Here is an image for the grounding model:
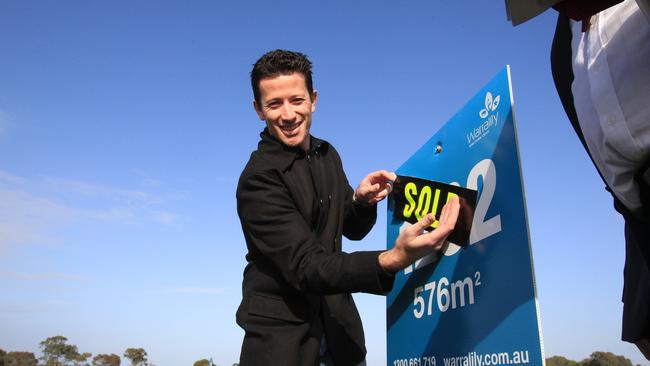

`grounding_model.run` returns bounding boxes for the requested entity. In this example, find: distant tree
[231,363,239,366]
[92,354,120,366]
[546,355,580,366]
[39,336,80,366]
[580,352,633,366]
[40,336,66,365]
[122,349,147,366]
[193,360,210,366]
[69,352,92,366]
[38,336,92,366]
[0,348,6,366]
[4,352,38,366]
